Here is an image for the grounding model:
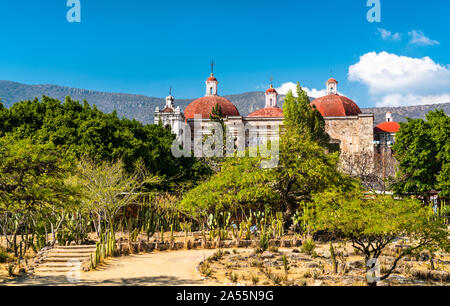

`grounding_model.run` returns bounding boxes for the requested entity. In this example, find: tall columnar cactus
[330,242,338,274]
